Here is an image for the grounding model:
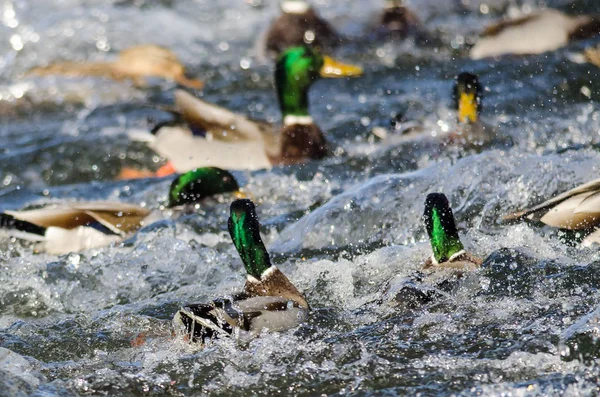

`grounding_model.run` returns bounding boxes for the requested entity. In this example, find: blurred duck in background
[0,167,242,255]
[503,178,600,247]
[371,0,420,41]
[445,72,498,148]
[28,44,204,90]
[372,72,498,148]
[470,8,600,60]
[131,46,362,173]
[262,0,339,57]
